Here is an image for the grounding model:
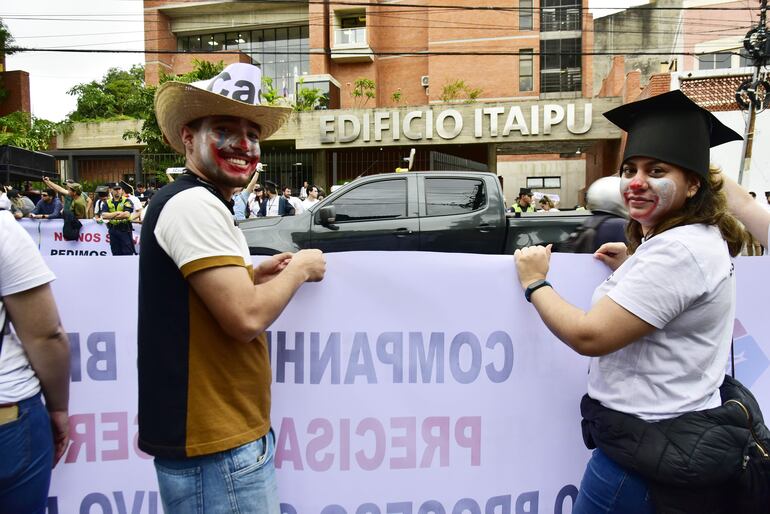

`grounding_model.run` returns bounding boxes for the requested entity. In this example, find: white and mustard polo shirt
[137,172,271,458]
